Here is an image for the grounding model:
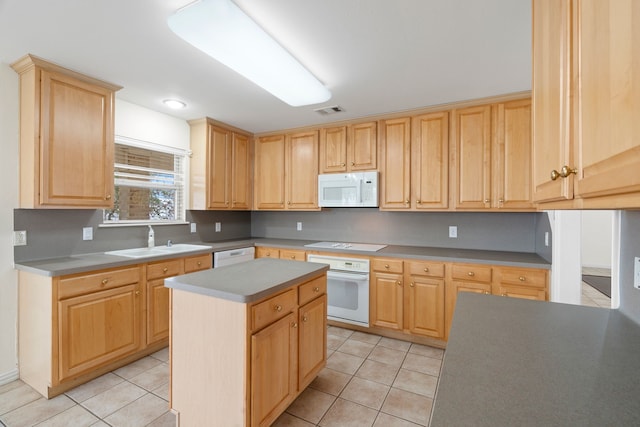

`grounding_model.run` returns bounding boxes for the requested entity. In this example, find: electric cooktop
[303,241,387,252]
